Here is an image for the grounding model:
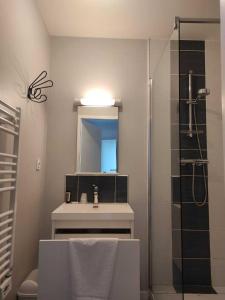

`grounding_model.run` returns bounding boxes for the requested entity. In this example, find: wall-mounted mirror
[76,106,118,173]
